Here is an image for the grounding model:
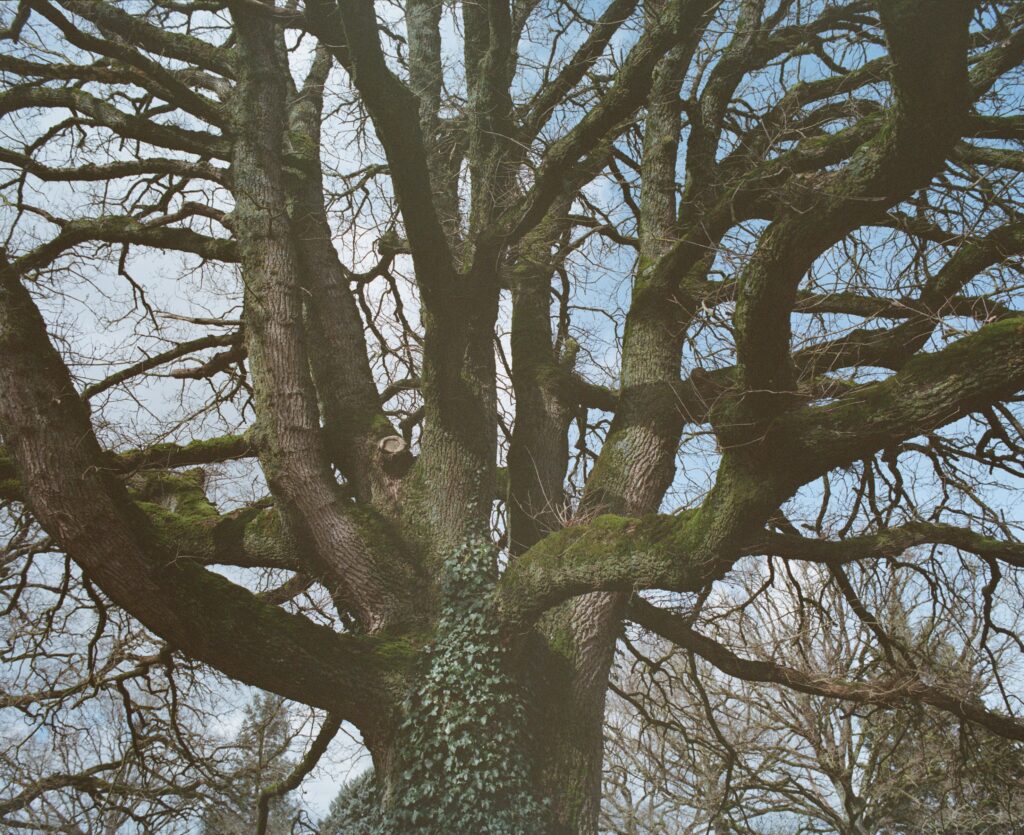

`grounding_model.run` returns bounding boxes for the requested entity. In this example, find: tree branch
[629,597,1024,743]
[0,263,410,728]
[785,317,1024,479]
[751,522,1024,571]
[254,713,342,835]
